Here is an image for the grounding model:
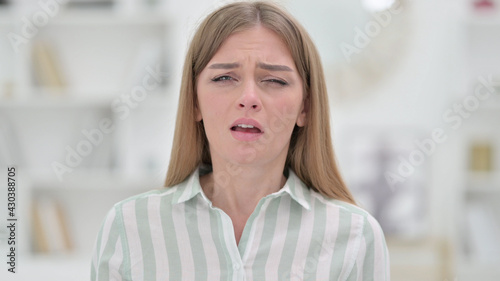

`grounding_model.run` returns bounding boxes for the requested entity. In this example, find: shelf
[0,91,172,110]
[28,169,166,191]
[457,259,500,280]
[57,11,171,26]
[479,102,500,111]
[0,254,90,281]
[0,2,176,277]
[0,9,12,26]
[466,15,500,26]
[1,9,172,27]
[463,8,500,26]
[387,238,451,281]
[466,171,500,194]
[466,186,500,194]
[0,96,114,109]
